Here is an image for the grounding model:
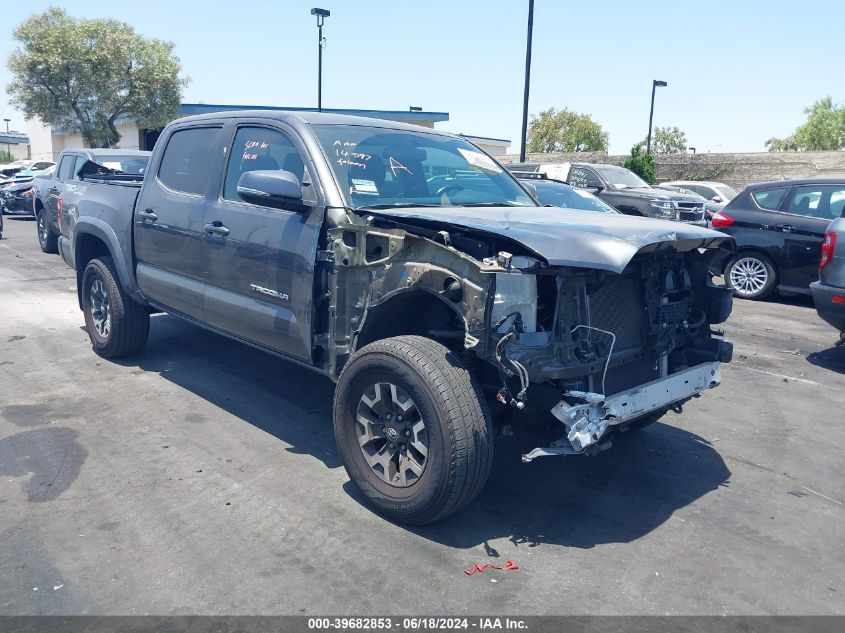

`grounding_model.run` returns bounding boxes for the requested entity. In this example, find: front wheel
[333,336,493,524]
[36,210,58,253]
[725,252,777,300]
[81,256,149,358]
